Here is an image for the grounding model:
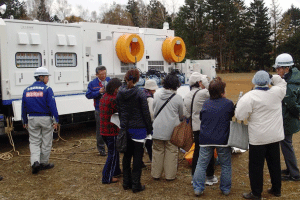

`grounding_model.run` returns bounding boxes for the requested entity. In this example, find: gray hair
[96,66,106,74]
